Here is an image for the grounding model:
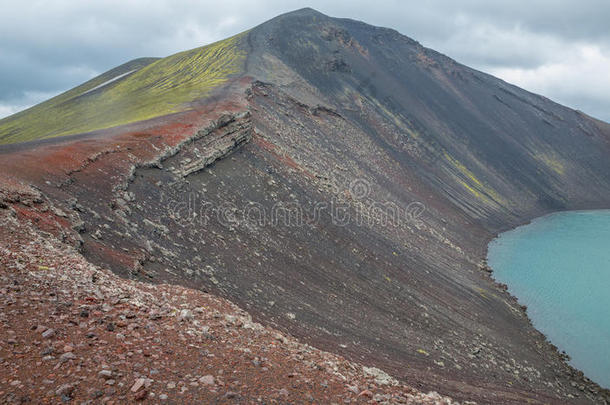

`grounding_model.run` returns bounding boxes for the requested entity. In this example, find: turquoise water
[488,210,610,388]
